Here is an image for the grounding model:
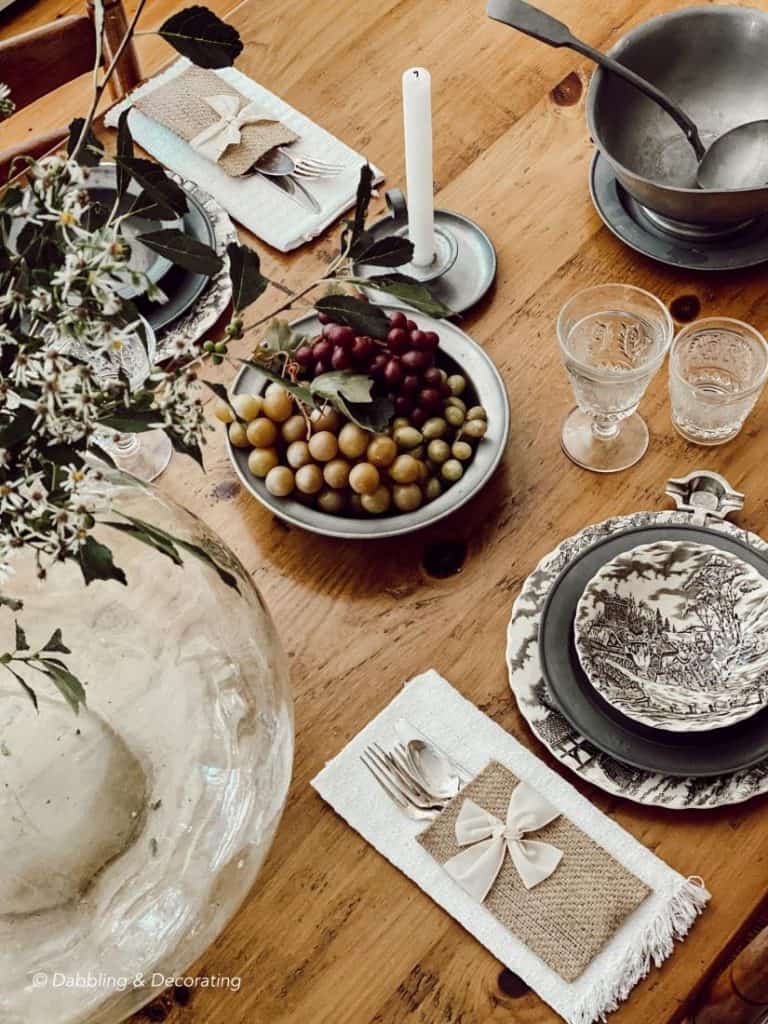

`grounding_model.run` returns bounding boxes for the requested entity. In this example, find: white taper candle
[402,67,435,268]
